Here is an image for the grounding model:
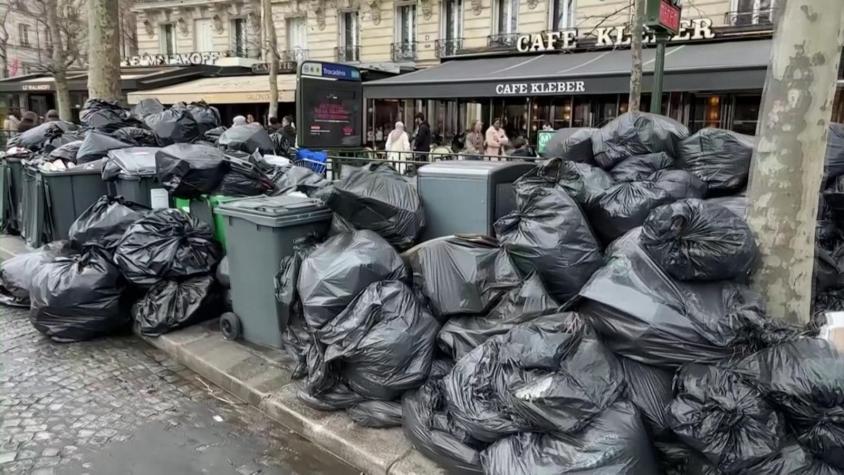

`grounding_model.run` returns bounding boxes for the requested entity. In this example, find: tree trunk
[746,0,844,324]
[45,0,71,120]
[87,0,122,101]
[263,0,279,121]
[627,0,645,113]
